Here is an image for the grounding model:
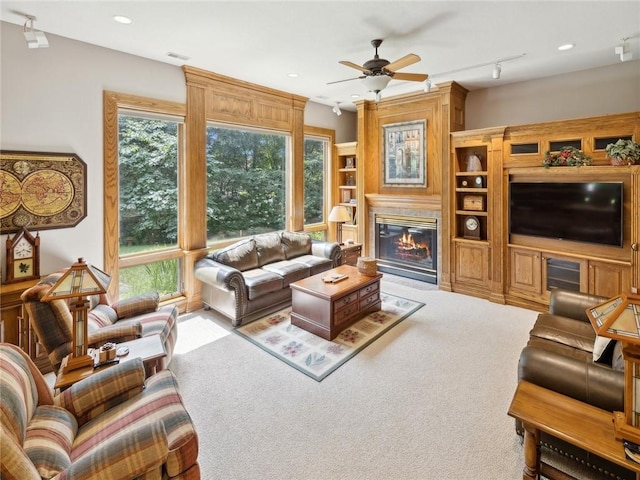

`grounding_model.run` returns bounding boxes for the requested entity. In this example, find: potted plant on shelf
[605,138,640,166]
[542,146,592,168]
